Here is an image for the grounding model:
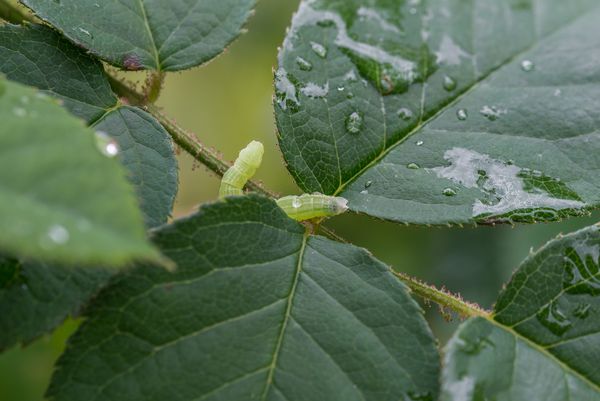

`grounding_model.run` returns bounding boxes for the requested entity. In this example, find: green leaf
[275,0,600,225]
[47,195,439,401]
[441,224,600,400]
[93,107,178,228]
[0,256,111,351]
[0,24,179,227]
[20,0,256,71]
[0,78,159,266]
